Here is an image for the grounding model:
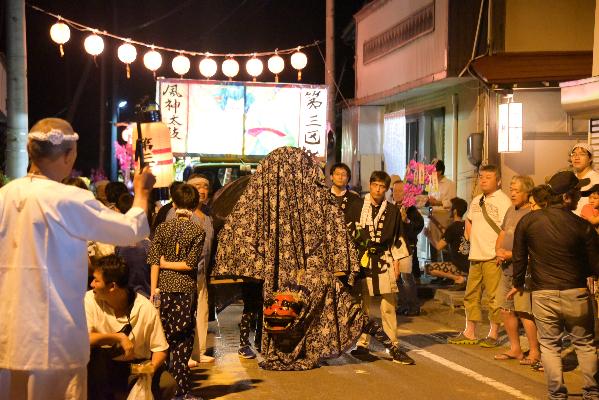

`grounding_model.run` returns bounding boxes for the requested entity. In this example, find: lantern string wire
[29,3,323,58]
